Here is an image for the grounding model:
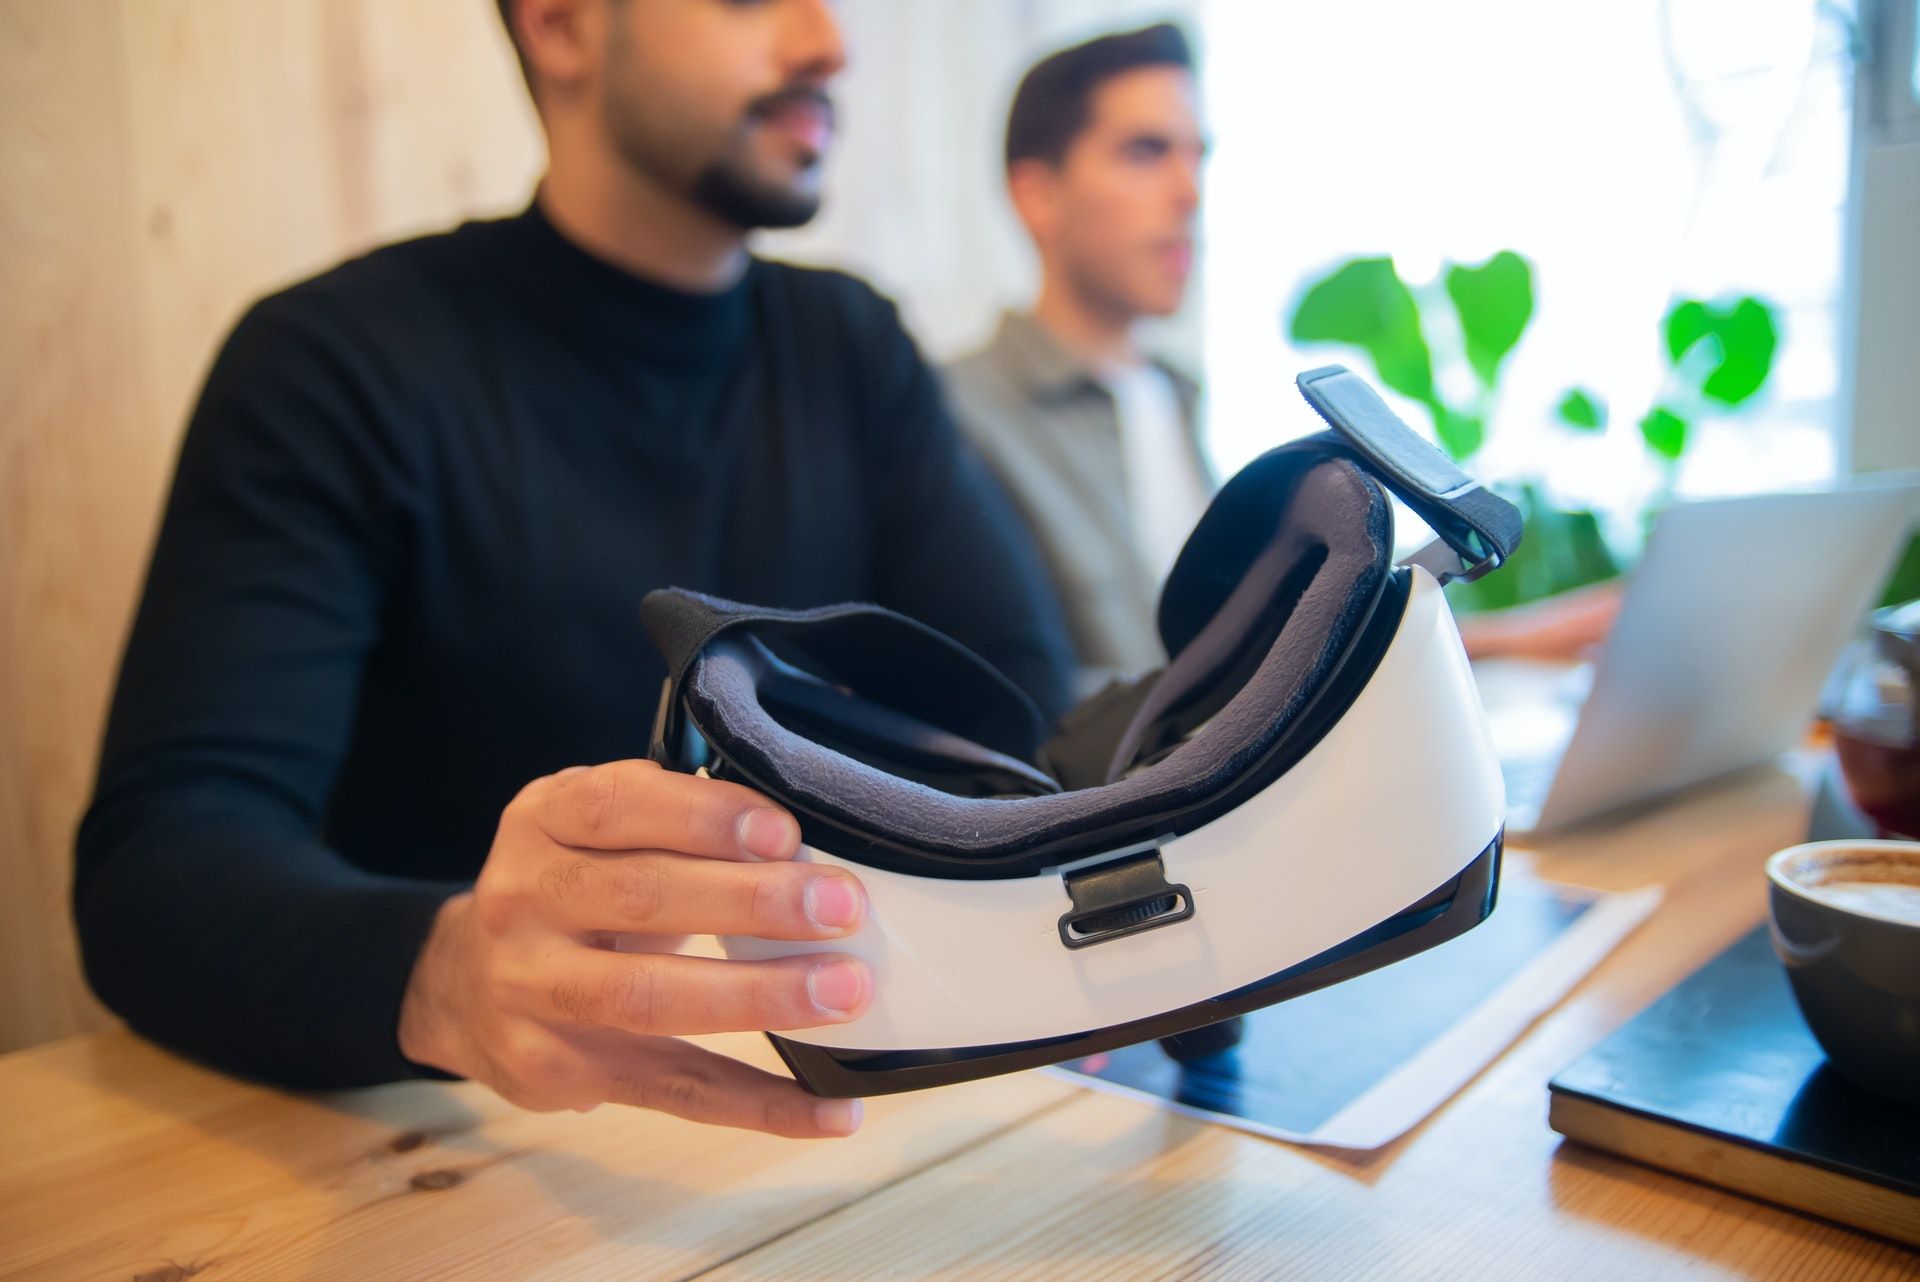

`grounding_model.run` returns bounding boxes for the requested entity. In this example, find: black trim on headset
[684,567,1409,880]
[767,829,1503,1097]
